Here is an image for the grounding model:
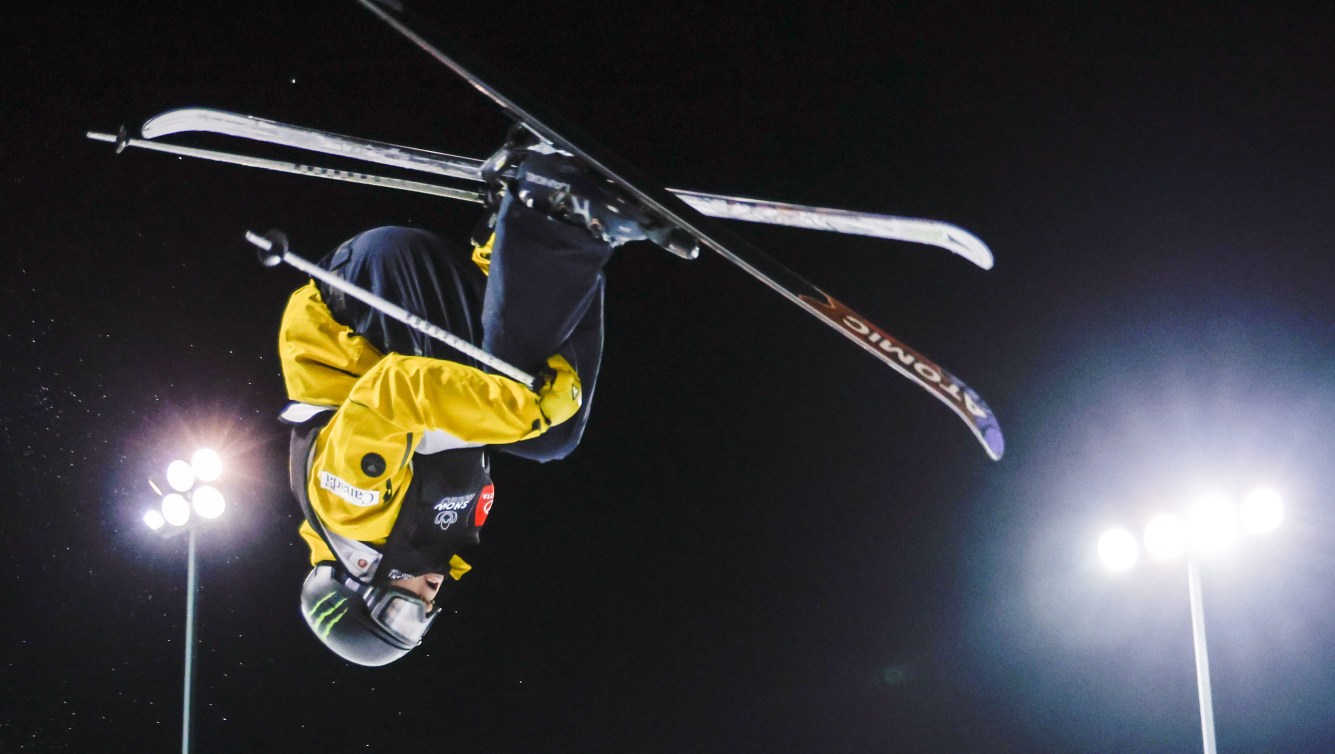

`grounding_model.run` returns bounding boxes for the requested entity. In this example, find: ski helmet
[300,563,438,667]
